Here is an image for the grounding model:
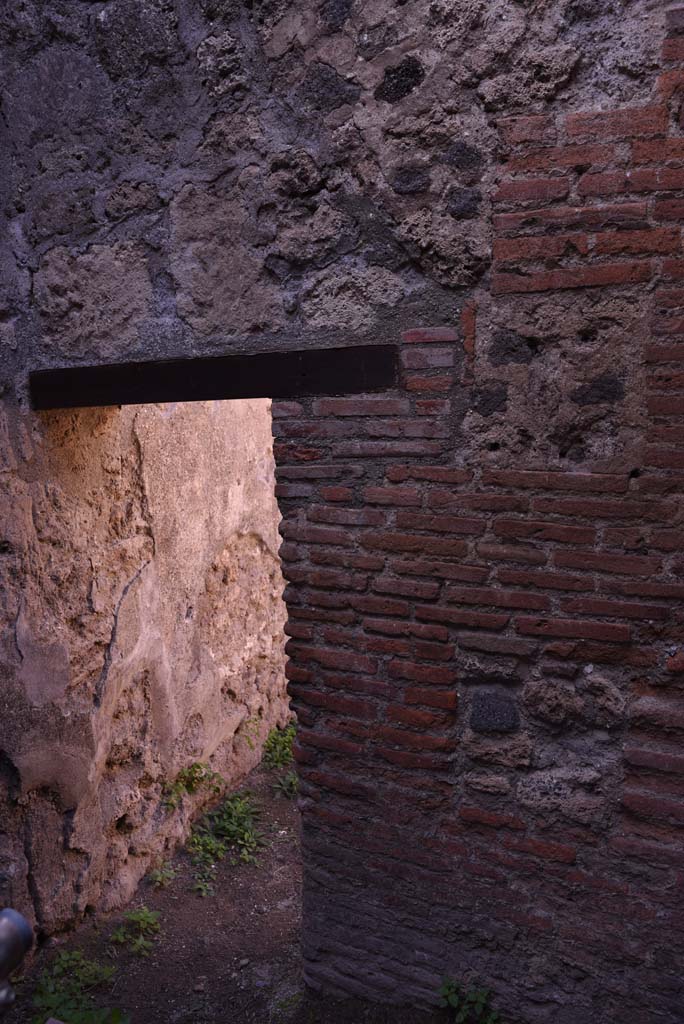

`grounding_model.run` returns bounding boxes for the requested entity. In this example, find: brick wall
[273,10,684,1023]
